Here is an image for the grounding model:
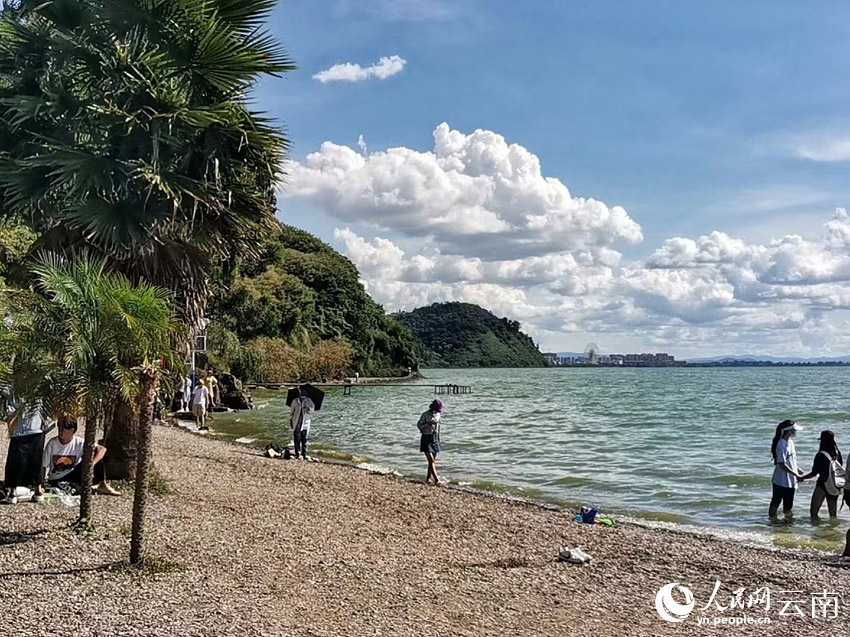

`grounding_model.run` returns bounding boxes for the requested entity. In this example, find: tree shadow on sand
[0,529,49,547]
[0,561,121,579]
